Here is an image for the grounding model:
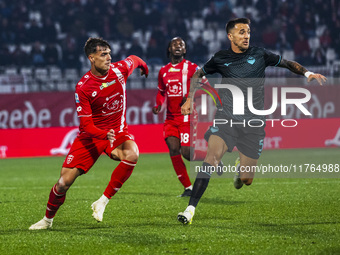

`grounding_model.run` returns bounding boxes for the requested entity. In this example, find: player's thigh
[111,140,139,162]
[165,136,181,156]
[205,135,229,165]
